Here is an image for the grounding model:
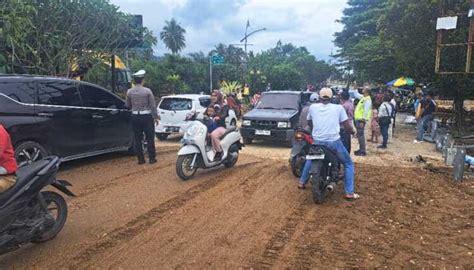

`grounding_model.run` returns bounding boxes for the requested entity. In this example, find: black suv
[0,75,134,166]
[241,91,311,146]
